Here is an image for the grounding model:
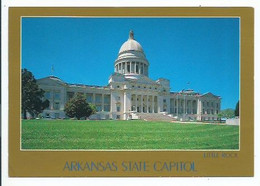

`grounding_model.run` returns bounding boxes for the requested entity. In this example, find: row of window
[170,108,197,114]
[67,92,110,104]
[202,109,219,114]
[48,102,111,112]
[202,117,217,121]
[45,102,60,110]
[44,91,60,100]
[131,85,158,90]
[131,97,157,102]
[202,102,219,108]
